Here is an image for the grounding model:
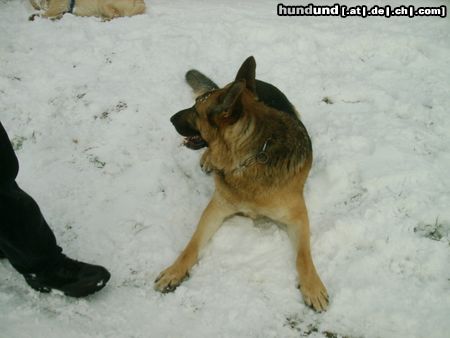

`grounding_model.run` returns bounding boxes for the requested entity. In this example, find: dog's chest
[215,173,273,210]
